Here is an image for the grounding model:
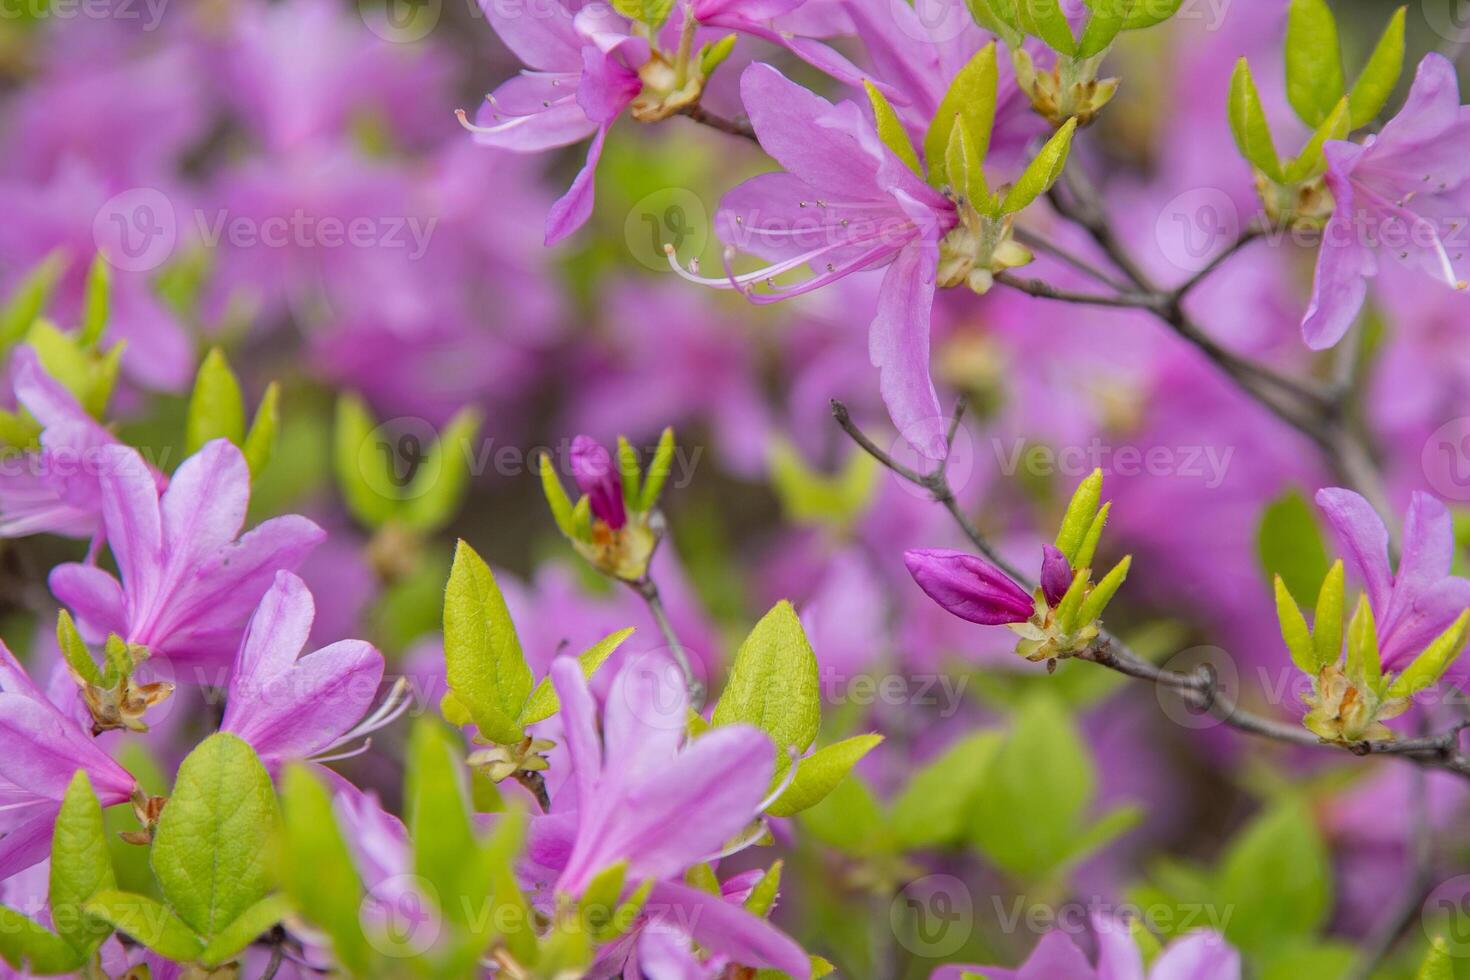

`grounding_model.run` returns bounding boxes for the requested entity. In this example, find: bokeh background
[4,0,1470,975]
